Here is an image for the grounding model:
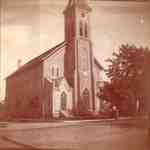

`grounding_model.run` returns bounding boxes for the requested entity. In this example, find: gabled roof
[7,41,66,79]
[7,41,103,79]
